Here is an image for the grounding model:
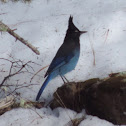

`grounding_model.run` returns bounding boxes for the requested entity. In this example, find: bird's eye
[75,30,78,32]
